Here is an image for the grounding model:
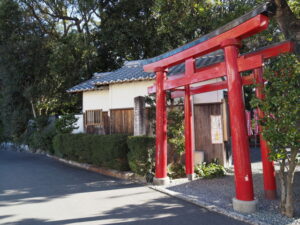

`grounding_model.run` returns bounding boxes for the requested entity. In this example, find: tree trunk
[279,150,298,217]
[30,100,37,119]
[279,159,287,215]
[285,173,294,217]
[271,0,300,55]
